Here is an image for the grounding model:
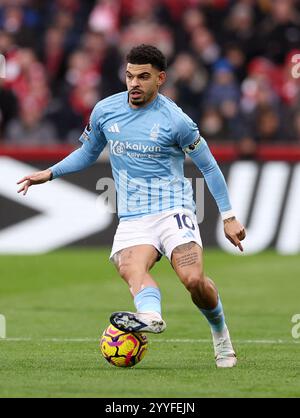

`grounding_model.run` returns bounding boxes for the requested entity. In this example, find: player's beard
[129,90,155,107]
[130,96,145,106]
